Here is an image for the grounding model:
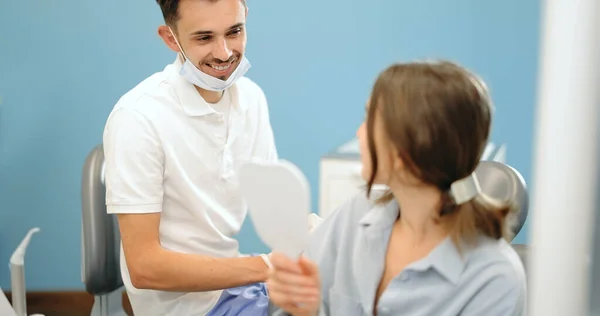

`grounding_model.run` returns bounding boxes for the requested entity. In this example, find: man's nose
[212,37,233,62]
